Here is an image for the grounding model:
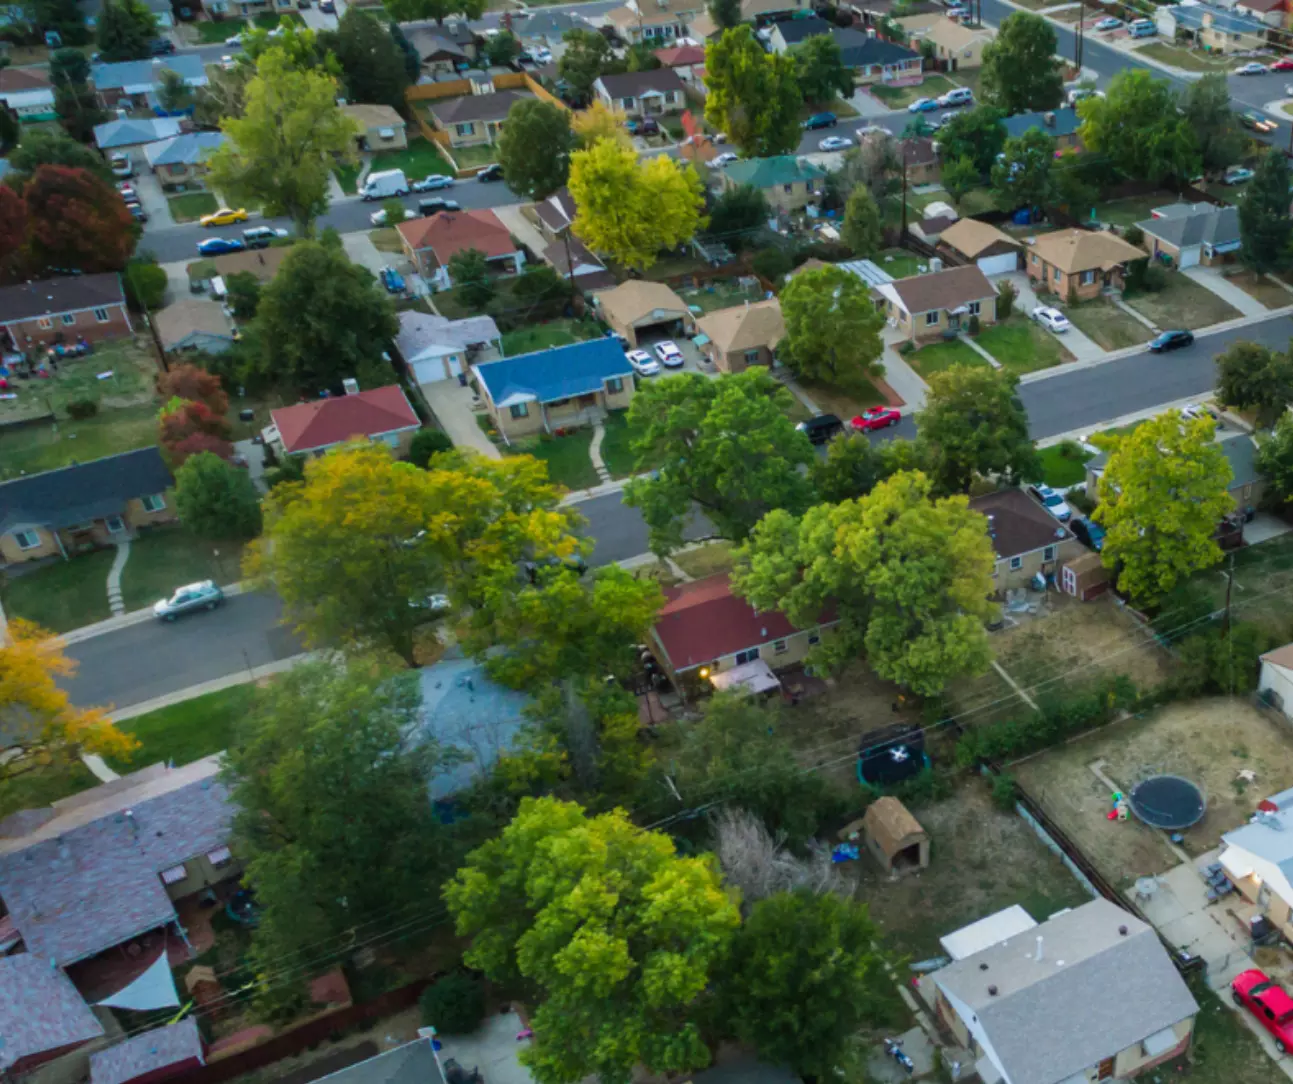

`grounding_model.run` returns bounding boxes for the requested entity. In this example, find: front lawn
[1063,298,1153,351]
[372,136,454,180]
[1124,272,1243,330]
[333,160,362,196]
[800,378,886,419]
[509,429,600,491]
[1226,269,1293,309]
[1037,440,1094,487]
[600,409,638,479]
[168,192,219,222]
[119,526,246,613]
[868,76,955,110]
[252,10,302,28]
[1135,42,1241,72]
[0,549,116,633]
[452,143,501,170]
[975,315,1072,374]
[369,227,404,253]
[674,541,735,580]
[106,683,257,773]
[194,18,242,43]
[908,337,989,377]
[797,96,859,121]
[501,319,600,357]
